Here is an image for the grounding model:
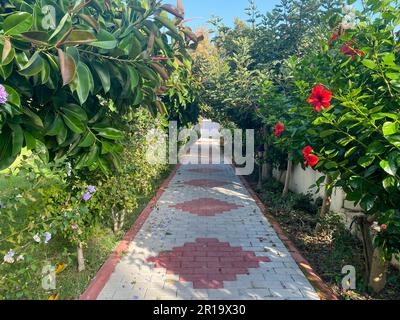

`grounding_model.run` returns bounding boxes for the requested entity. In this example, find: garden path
[82,135,320,300]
